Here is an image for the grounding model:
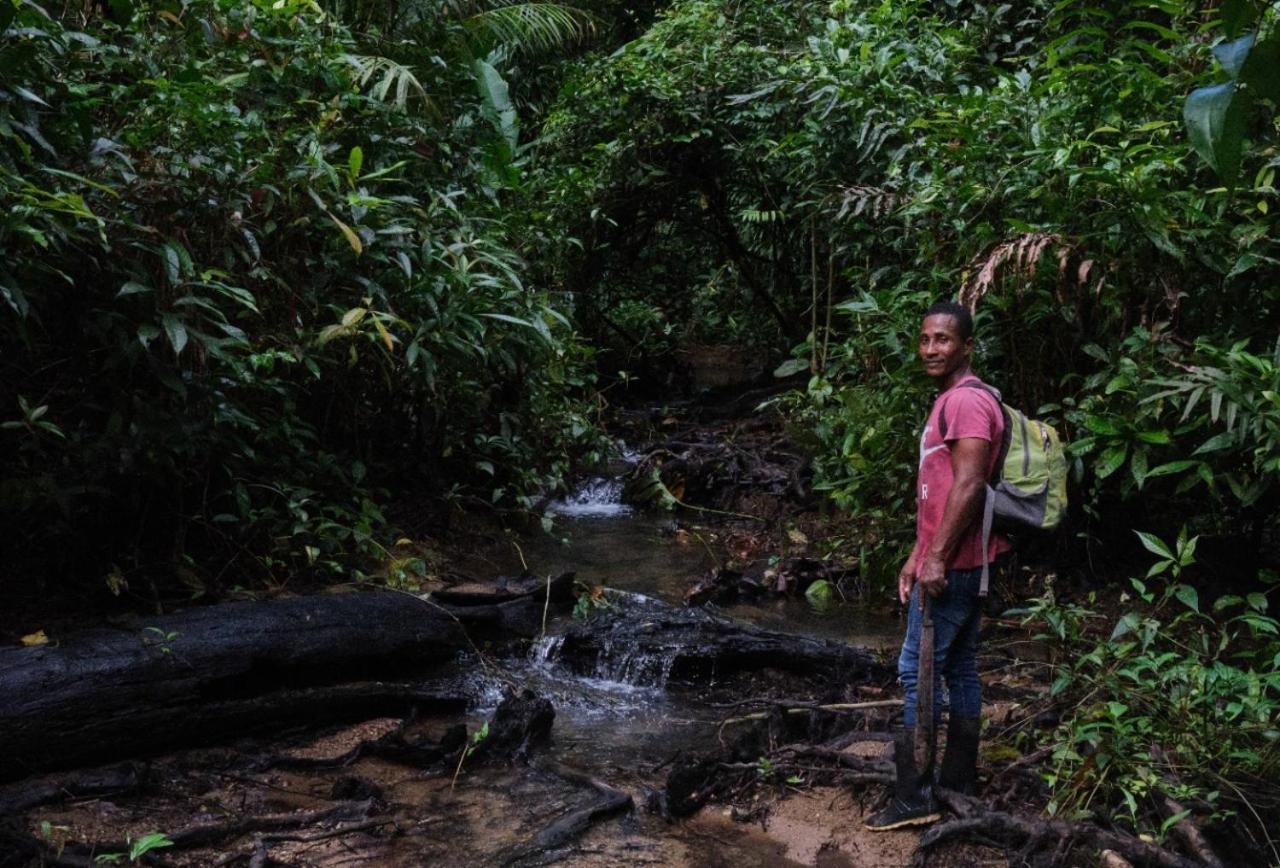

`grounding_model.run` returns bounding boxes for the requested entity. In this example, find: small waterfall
[529,628,674,691]
[530,634,565,668]
[590,637,676,687]
[546,476,632,518]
